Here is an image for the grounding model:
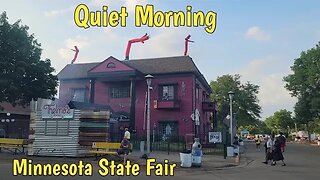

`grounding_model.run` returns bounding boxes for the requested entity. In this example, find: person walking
[255,136,261,151]
[271,137,286,166]
[263,136,274,164]
[277,132,286,152]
